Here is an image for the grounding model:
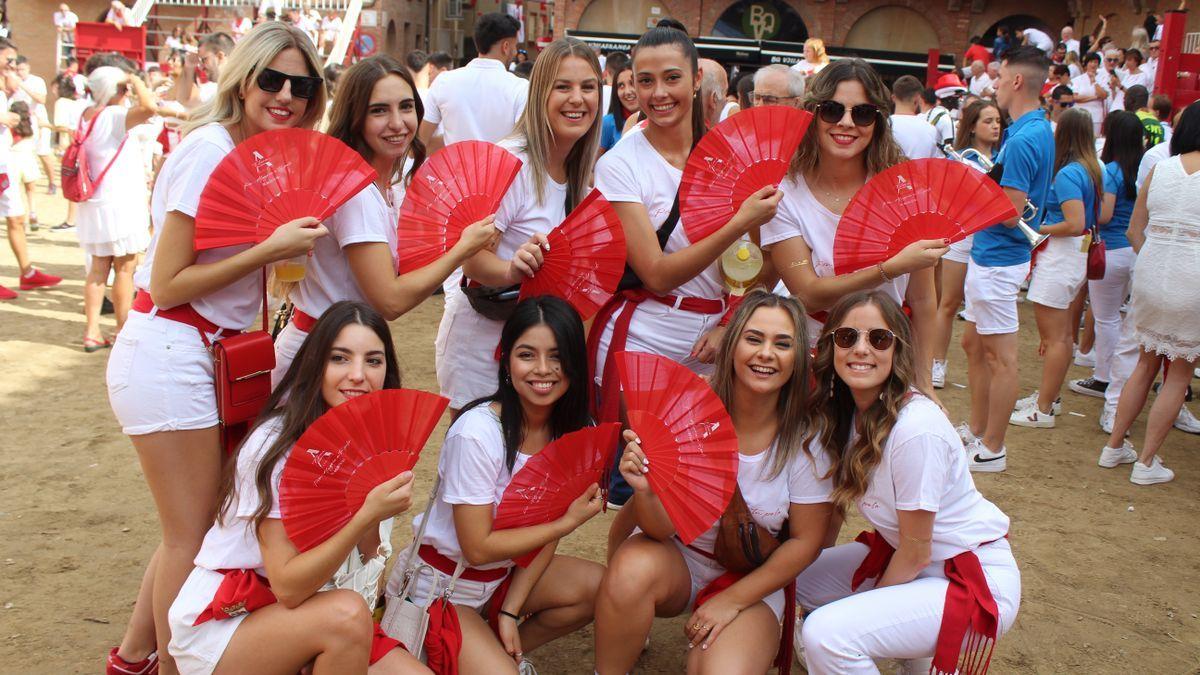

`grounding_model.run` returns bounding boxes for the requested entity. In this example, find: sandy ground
[1,187,1199,674]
